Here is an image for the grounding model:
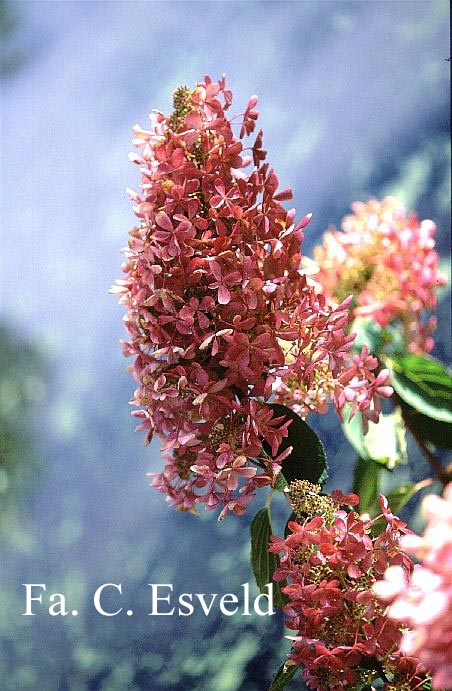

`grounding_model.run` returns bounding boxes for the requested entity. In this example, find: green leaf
[343,407,407,469]
[386,478,438,514]
[250,508,286,608]
[352,456,381,515]
[269,661,300,691]
[274,472,287,492]
[386,482,418,513]
[265,403,328,486]
[403,406,452,449]
[390,355,452,423]
[351,317,385,356]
